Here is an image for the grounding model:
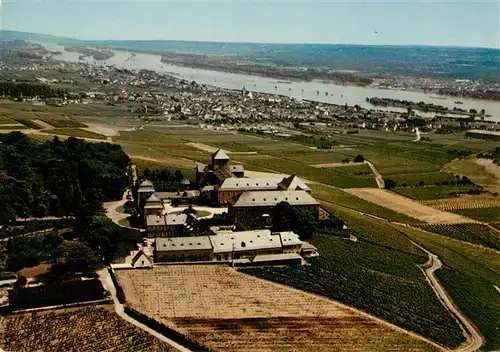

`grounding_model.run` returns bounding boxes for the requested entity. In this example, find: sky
[1,0,499,48]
